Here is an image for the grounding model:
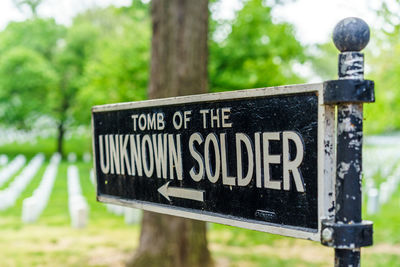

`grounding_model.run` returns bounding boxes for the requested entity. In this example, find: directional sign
[92,83,334,241]
[158,181,205,202]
